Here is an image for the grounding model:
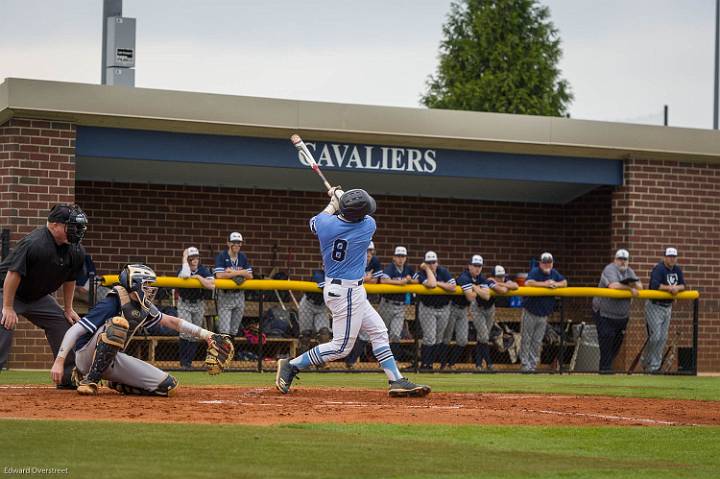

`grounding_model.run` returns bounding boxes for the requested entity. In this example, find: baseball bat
[627,335,650,375]
[291,134,332,191]
[569,322,585,372]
